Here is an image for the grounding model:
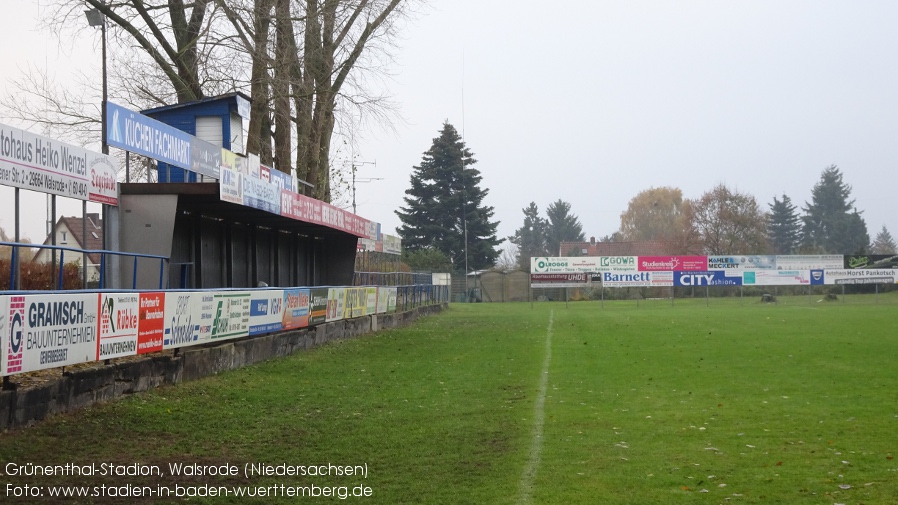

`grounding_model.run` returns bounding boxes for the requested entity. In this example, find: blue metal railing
[1,241,169,291]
